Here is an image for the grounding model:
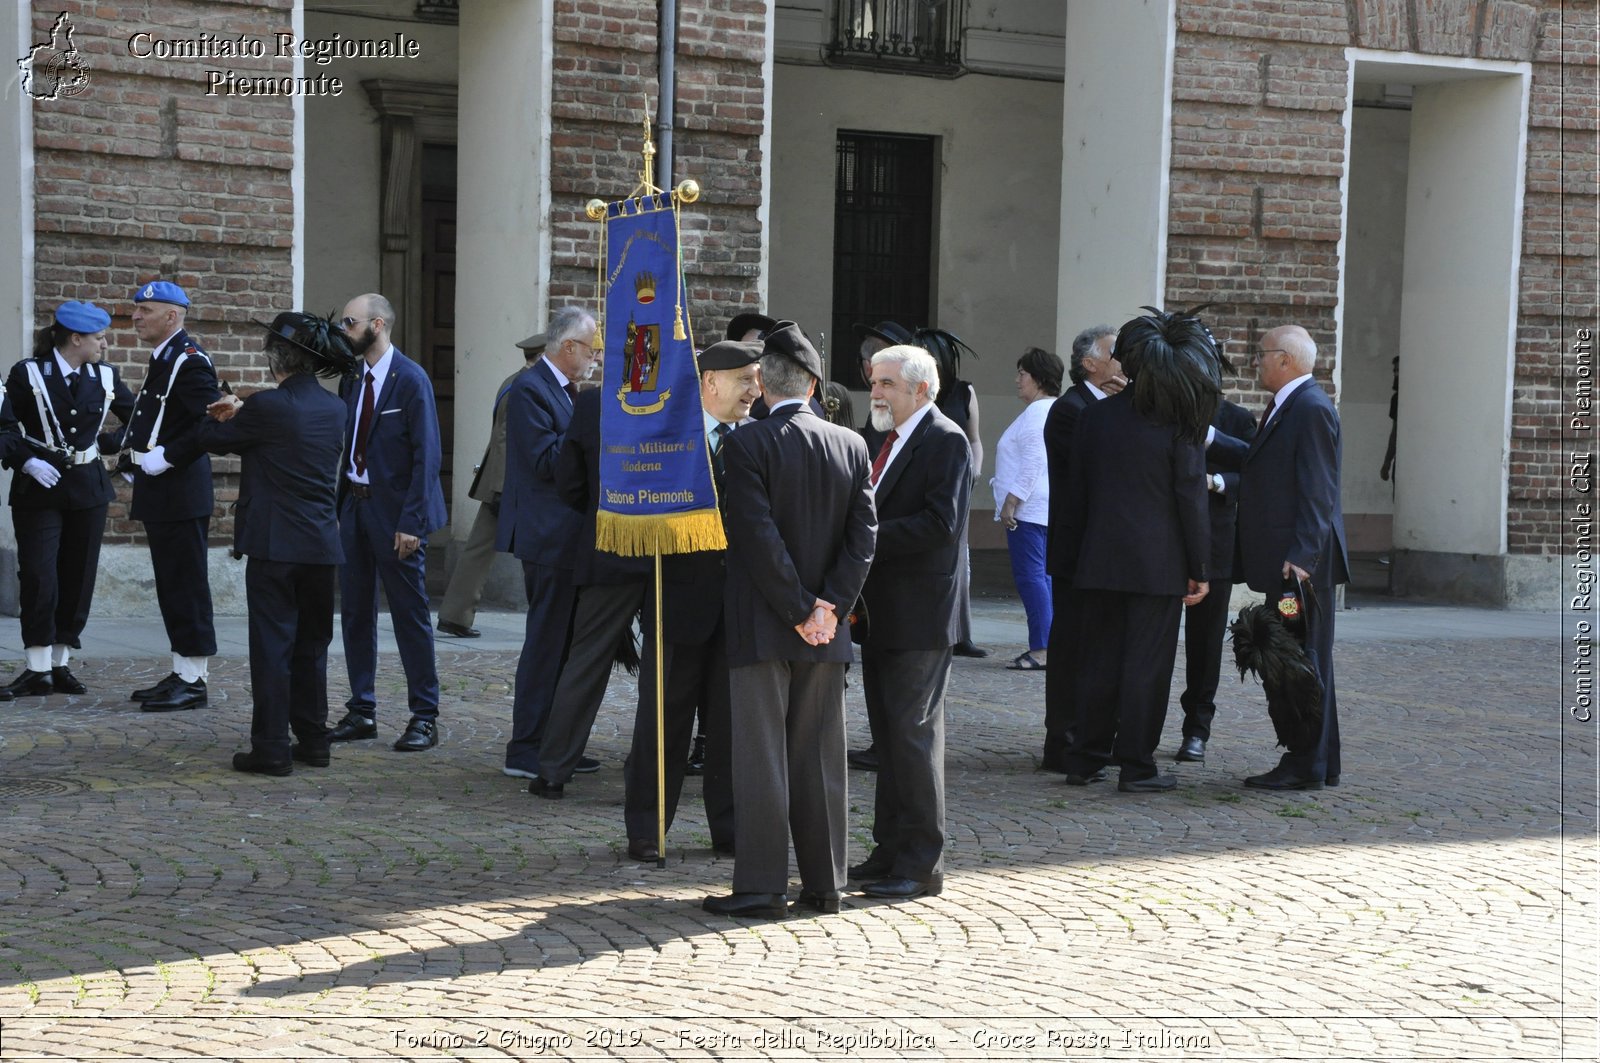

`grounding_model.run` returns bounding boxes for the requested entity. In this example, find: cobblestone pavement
[0,601,1593,1062]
